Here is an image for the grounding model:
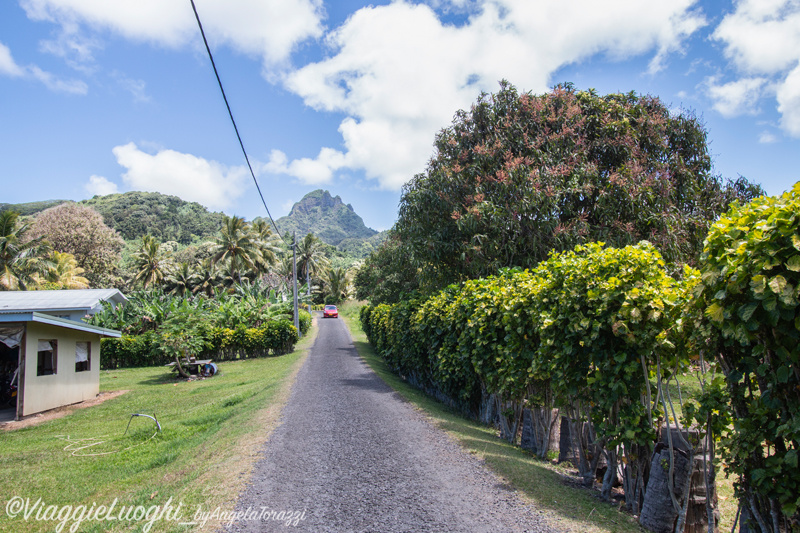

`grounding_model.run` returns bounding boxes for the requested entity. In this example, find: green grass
[0,323,318,532]
[338,301,643,533]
